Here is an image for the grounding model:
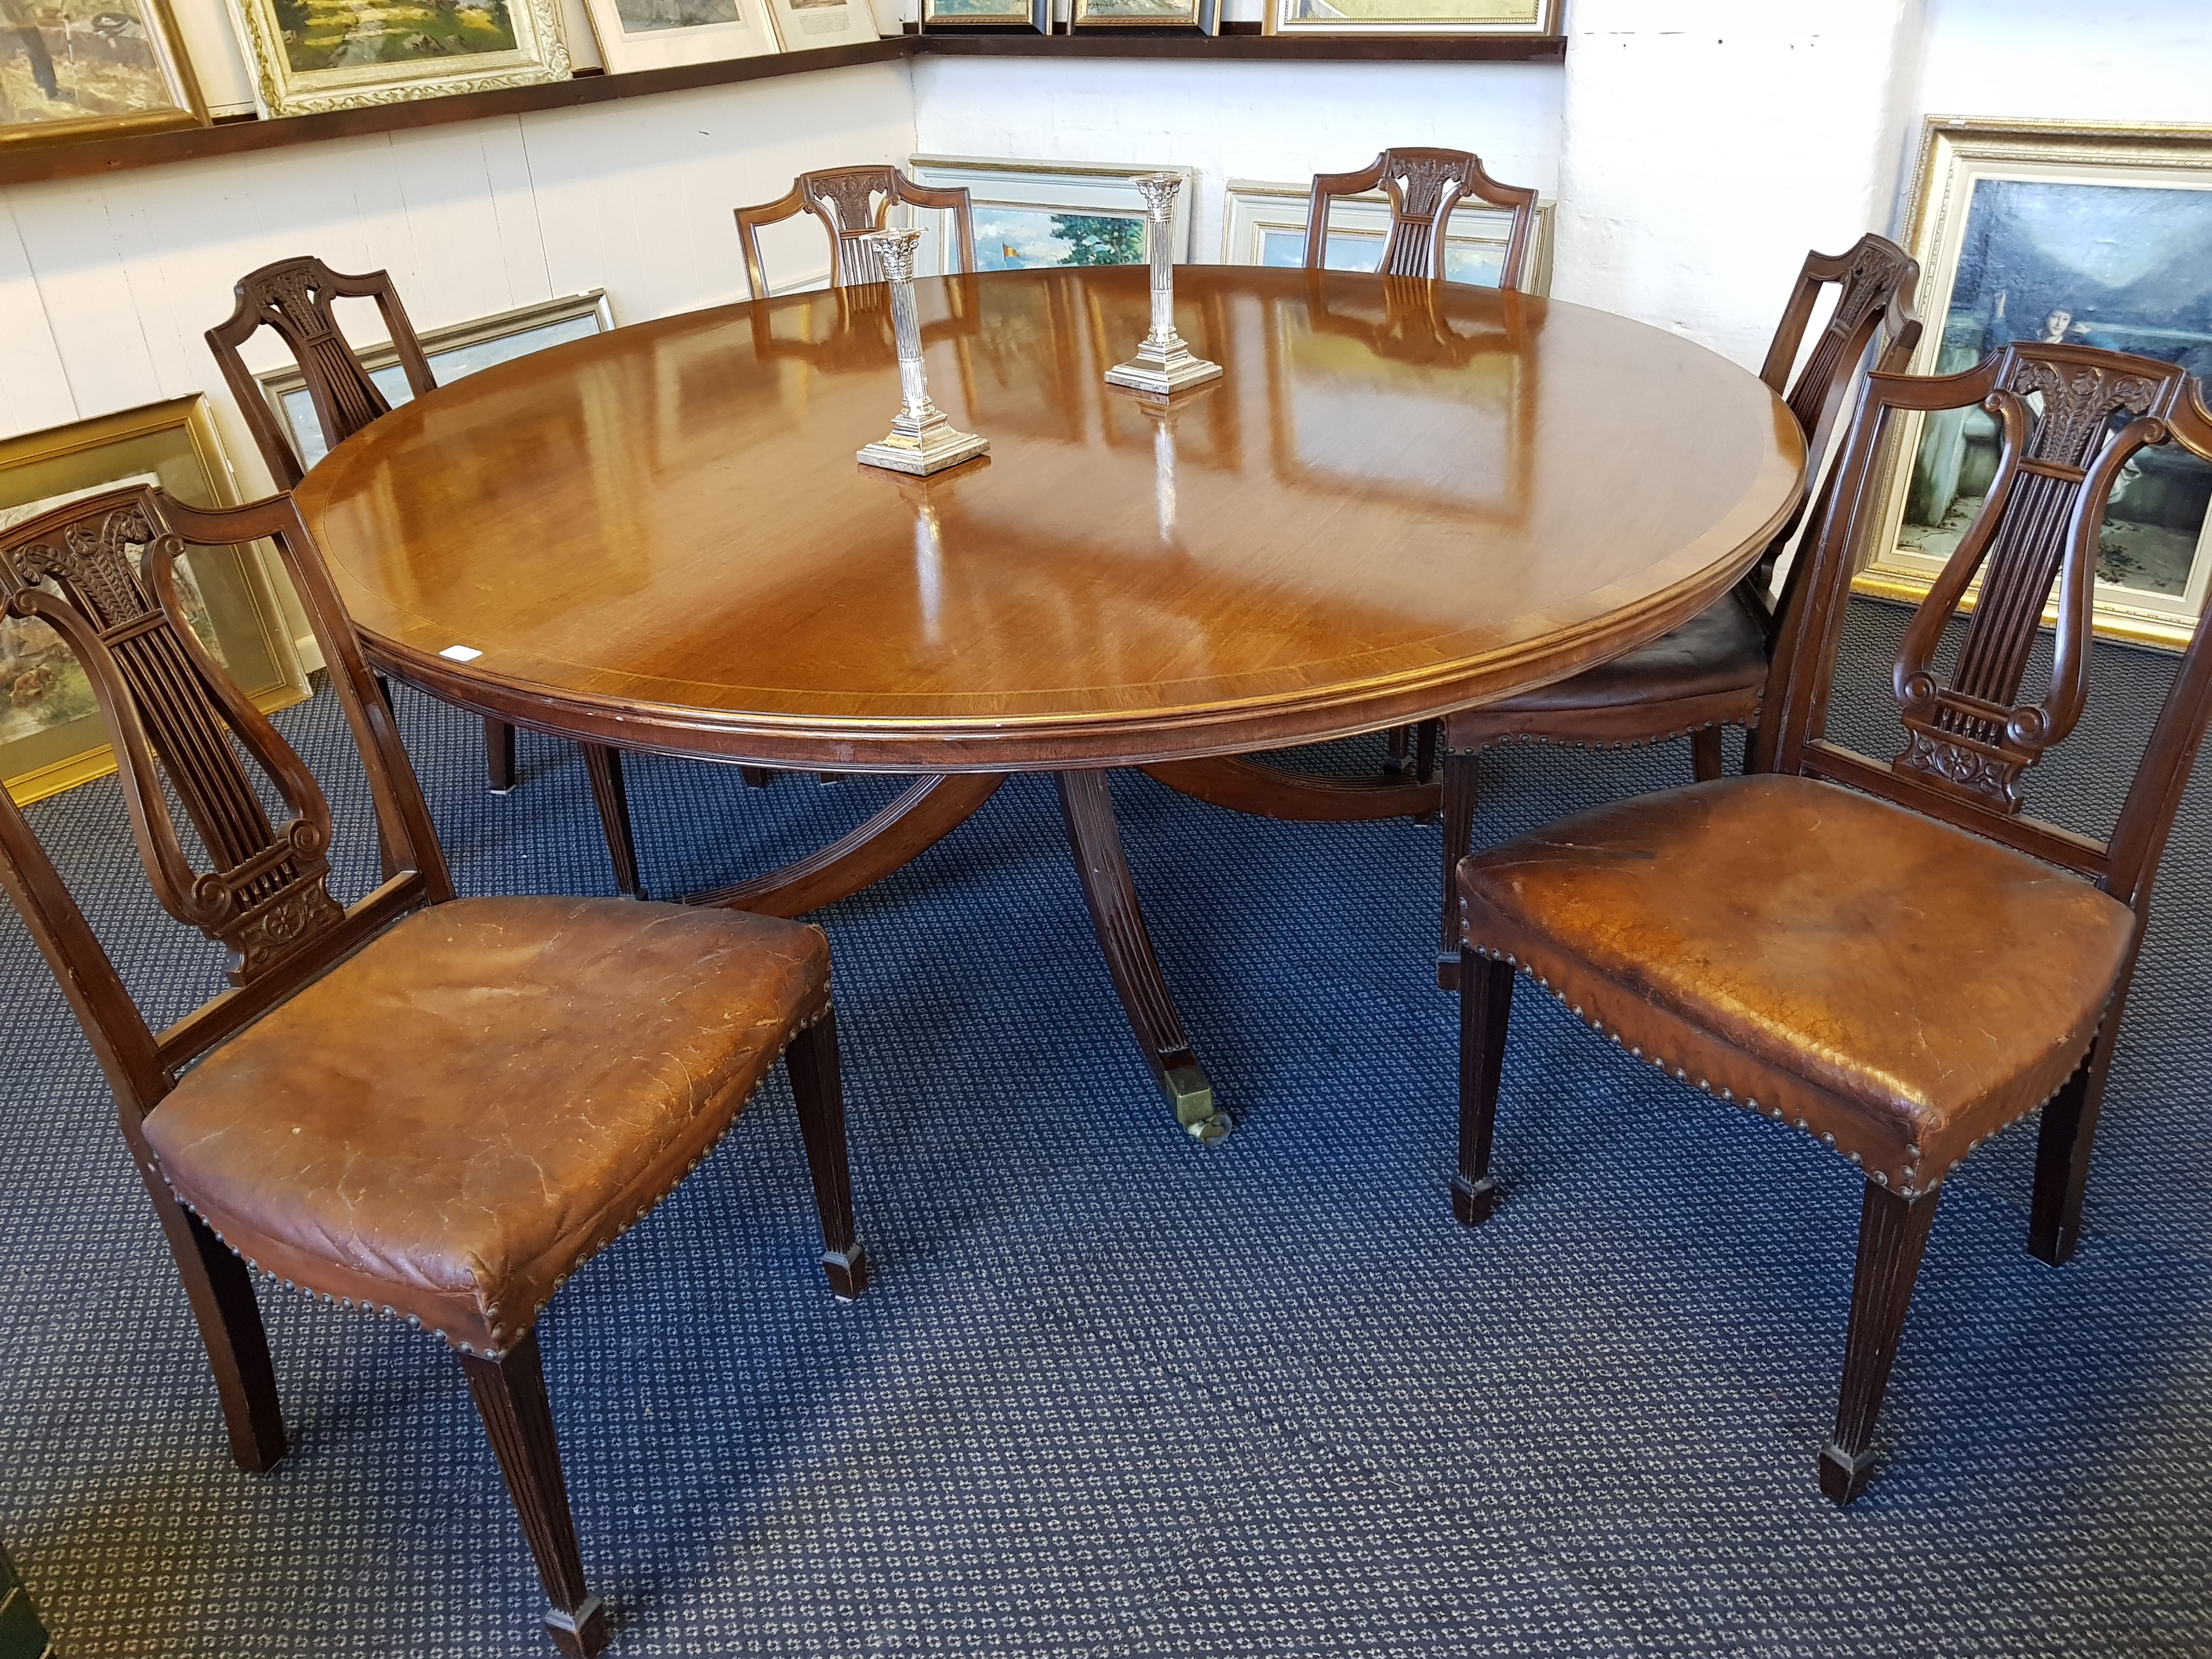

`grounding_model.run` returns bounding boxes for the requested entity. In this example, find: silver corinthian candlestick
[1104,173,1222,397]
[856,228,988,476]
